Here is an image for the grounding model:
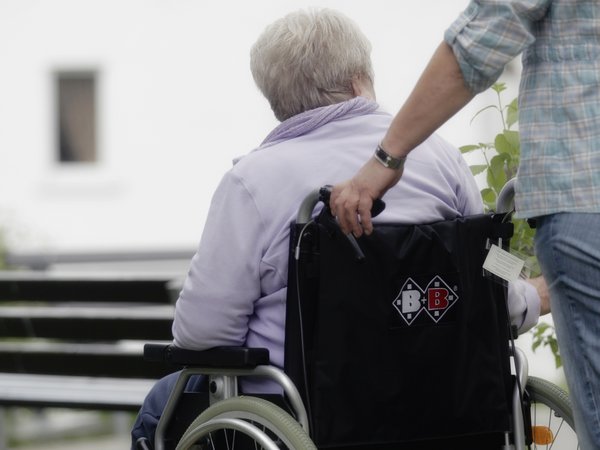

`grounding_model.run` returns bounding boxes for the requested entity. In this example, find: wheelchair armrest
[144,344,270,368]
